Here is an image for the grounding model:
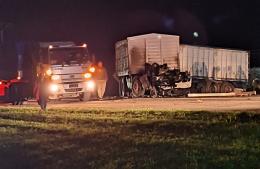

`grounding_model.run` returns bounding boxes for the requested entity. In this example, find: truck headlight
[84,73,92,79]
[51,75,61,81]
[86,80,95,91]
[50,84,59,93]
